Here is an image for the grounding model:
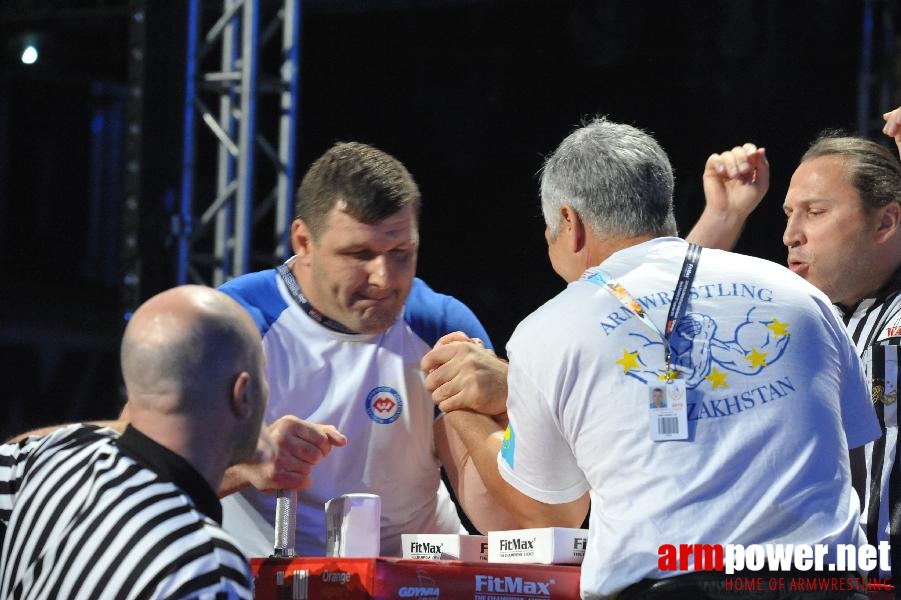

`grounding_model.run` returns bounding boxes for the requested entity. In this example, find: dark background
[0,0,891,439]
